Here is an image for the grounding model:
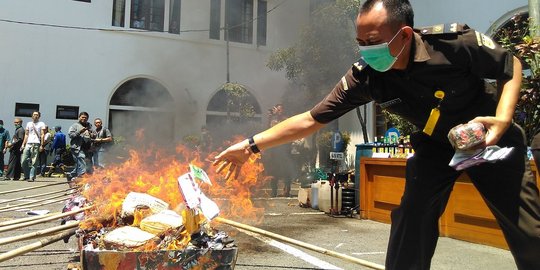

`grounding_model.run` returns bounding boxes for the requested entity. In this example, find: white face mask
[358,28,406,72]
